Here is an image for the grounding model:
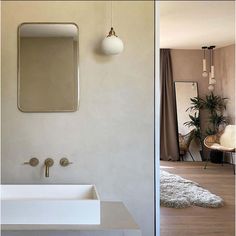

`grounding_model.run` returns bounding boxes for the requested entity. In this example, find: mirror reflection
[18,23,79,112]
[175,81,202,161]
